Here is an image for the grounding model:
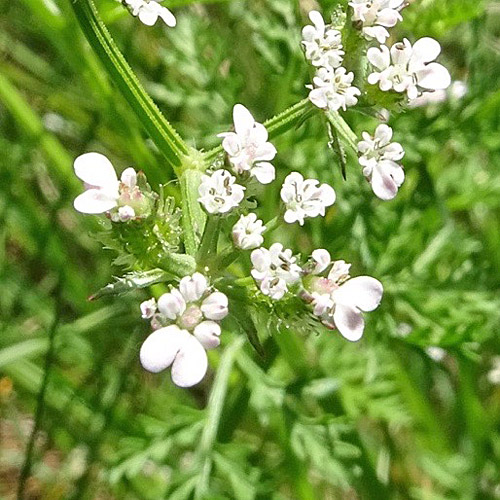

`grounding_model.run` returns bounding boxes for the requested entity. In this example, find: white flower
[311,249,331,274]
[487,357,500,385]
[426,346,446,362]
[251,243,302,300]
[350,0,404,44]
[301,11,345,69]
[218,104,277,184]
[232,213,266,250]
[357,124,405,200]
[123,0,176,27]
[408,80,467,108]
[308,67,361,112]
[73,153,141,217]
[140,274,229,387]
[140,325,207,387]
[280,172,336,225]
[198,169,245,214]
[367,38,451,100]
[140,298,157,319]
[306,250,383,341]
